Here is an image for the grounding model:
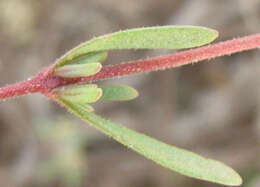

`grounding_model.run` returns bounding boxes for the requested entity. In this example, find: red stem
[63,33,260,84]
[0,33,260,100]
[0,78,41,100]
